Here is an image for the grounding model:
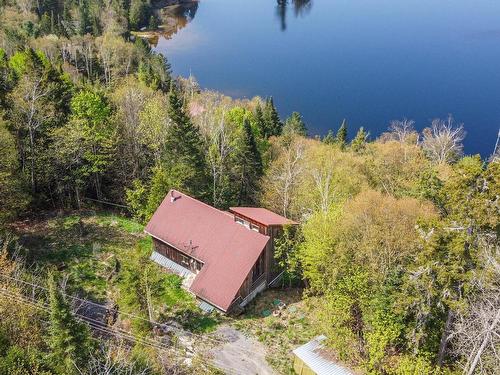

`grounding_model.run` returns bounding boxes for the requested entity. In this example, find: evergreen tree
[336,119,348,147]
[129,0,151,30]
[323,129,336,144]
[149,15,158,30]
[262,97,282,138]
[254,103,267,138]
[0,49,10,109]
[0,119,29,225]
[47,273,94,374]
[283,111,307,136]
[77,0,91,35]
[137,53,171,92]
[163,85,207,197]
[351,127,368,152]
[39,12,52,35]
[235,118,263,205]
